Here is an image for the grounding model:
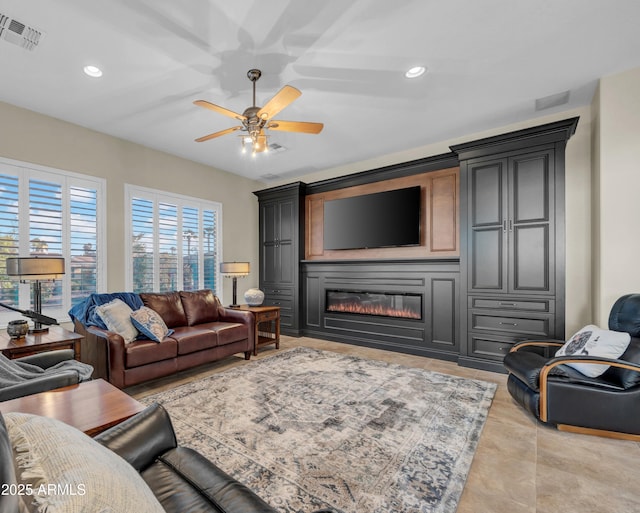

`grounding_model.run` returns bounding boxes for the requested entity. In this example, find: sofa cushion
[208,322,247,346]
[180,289,219,325]
[131,306,173,342]
[95,298,139,343]
[126,338,178,368]
[140,291,188,329]
[4,412,164,513]
[170,326,218,355]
